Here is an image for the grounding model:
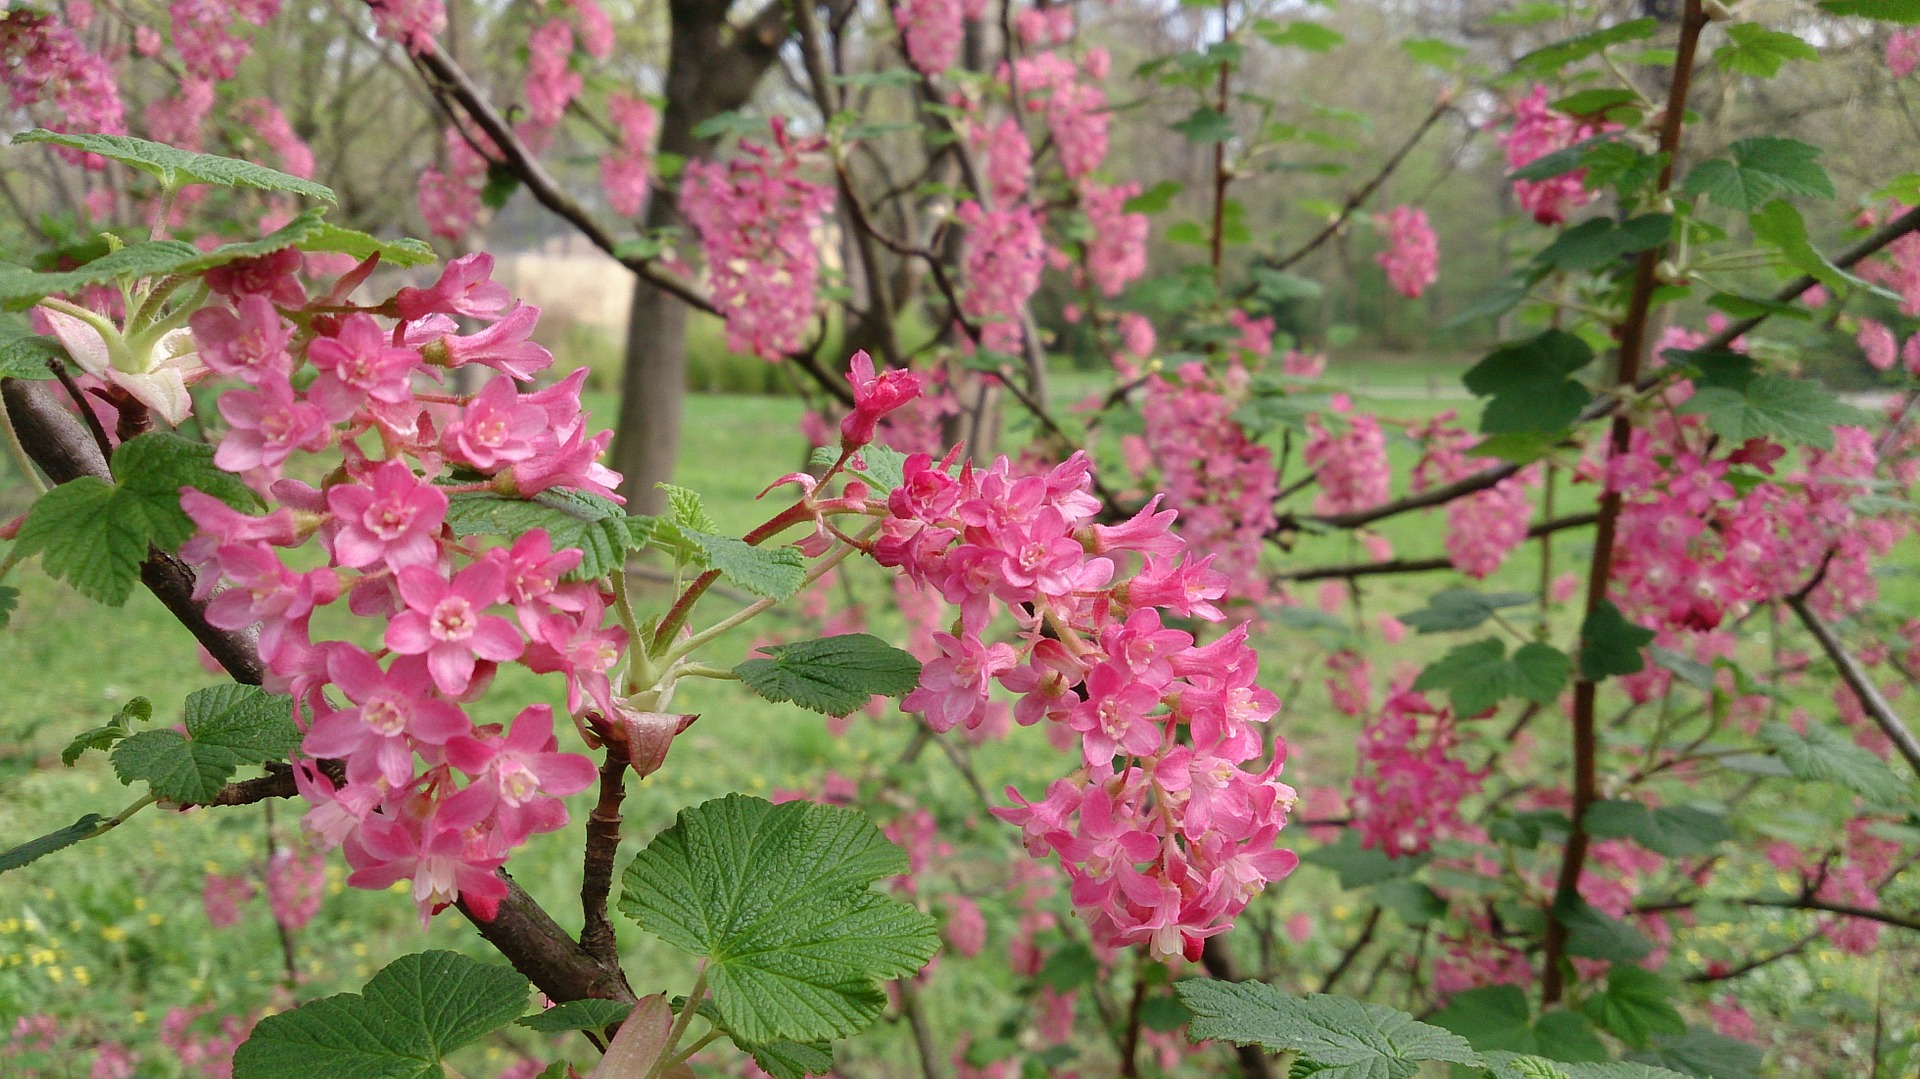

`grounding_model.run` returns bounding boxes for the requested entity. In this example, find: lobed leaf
[1579,599,1655,681]
[1683,138,1833,211]
[445,489,642,582]
[1581,966,1684,1051]
[1175,981,1482,1078]
[1758,721,1905,803]
[1413,638,1571,717]
[111,684,301,803]
[13,129,336,202]
[1463,330,1596,437]
[734,634,922,717]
